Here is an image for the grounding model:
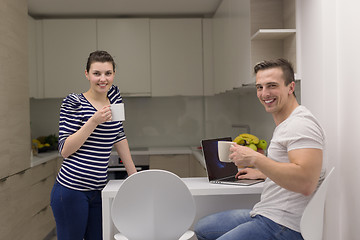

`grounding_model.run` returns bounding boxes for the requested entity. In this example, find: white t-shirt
[250,105,326,232]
